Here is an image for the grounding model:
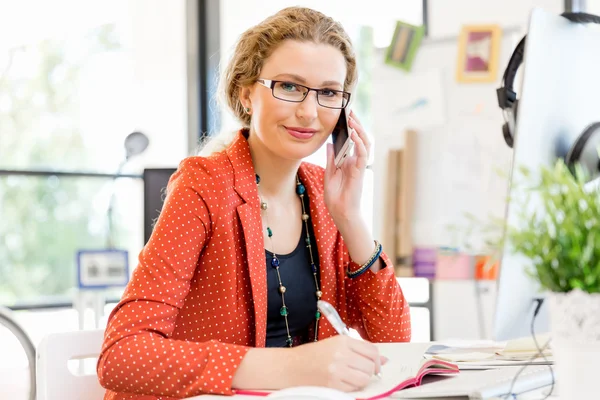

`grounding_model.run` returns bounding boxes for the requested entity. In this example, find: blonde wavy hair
[198,6,357,156]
